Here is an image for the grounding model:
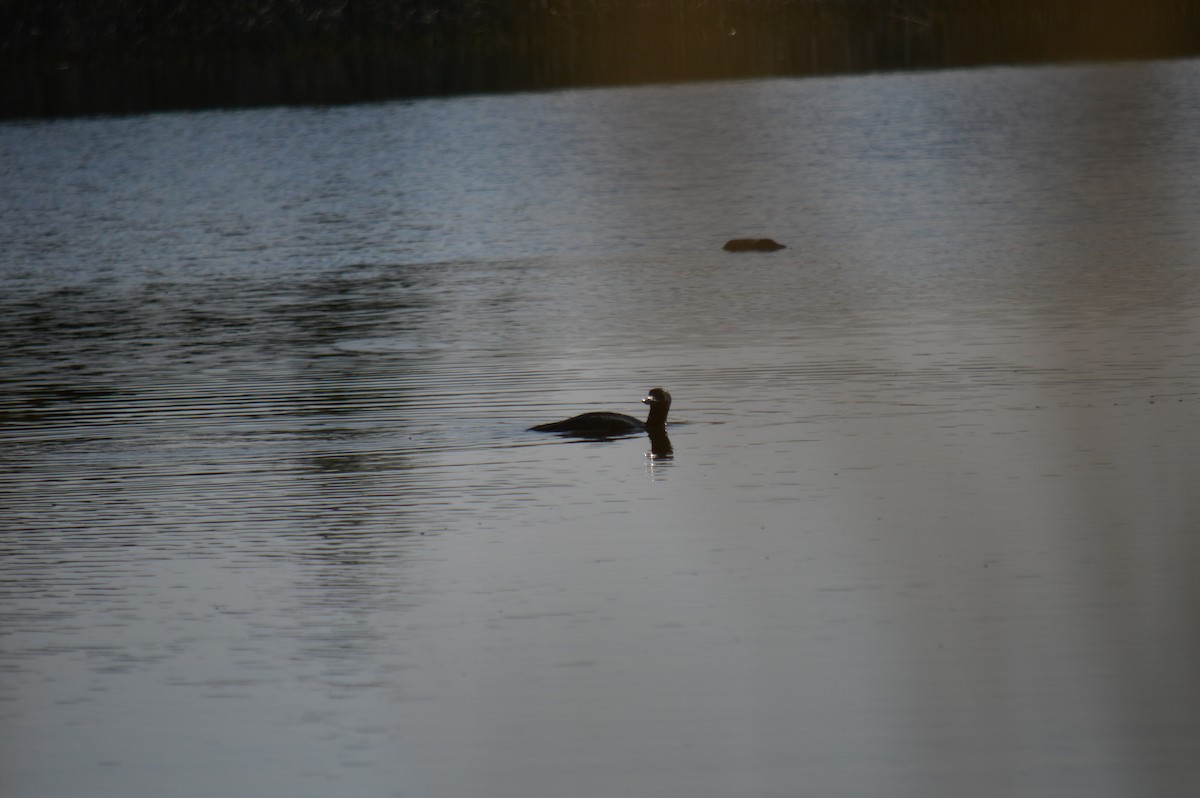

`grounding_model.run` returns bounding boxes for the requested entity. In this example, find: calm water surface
[3,60,1200,797]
